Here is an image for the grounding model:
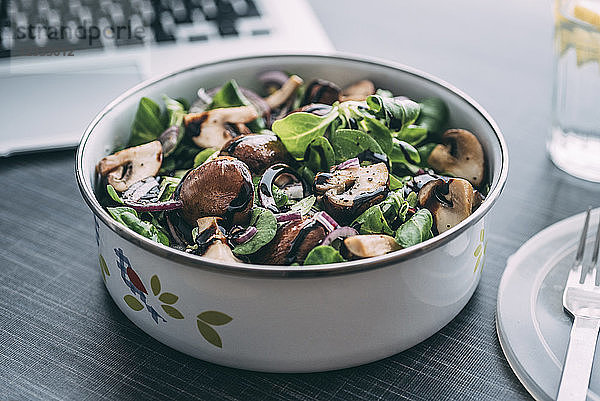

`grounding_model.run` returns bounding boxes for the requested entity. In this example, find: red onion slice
[314,211,339,233]
[322,226,359,246]
[275,211,302,223]
[332,158,360,171]
[232,226,258,244]
[125,200,183,212]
